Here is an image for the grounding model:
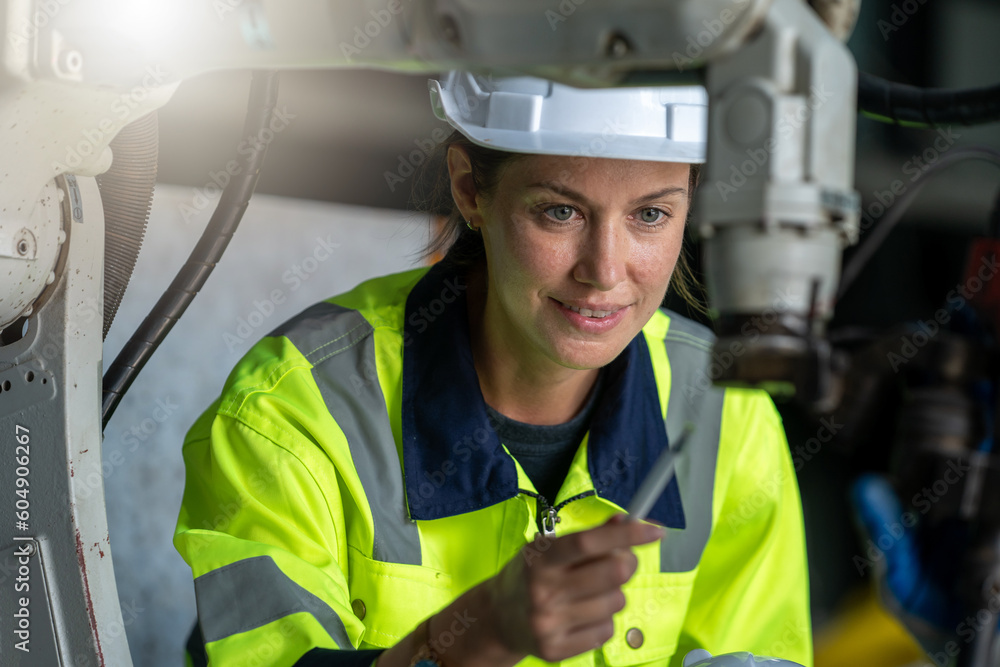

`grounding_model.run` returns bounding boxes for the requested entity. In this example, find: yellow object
[814,587,926,667]
[175,263,812,666]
